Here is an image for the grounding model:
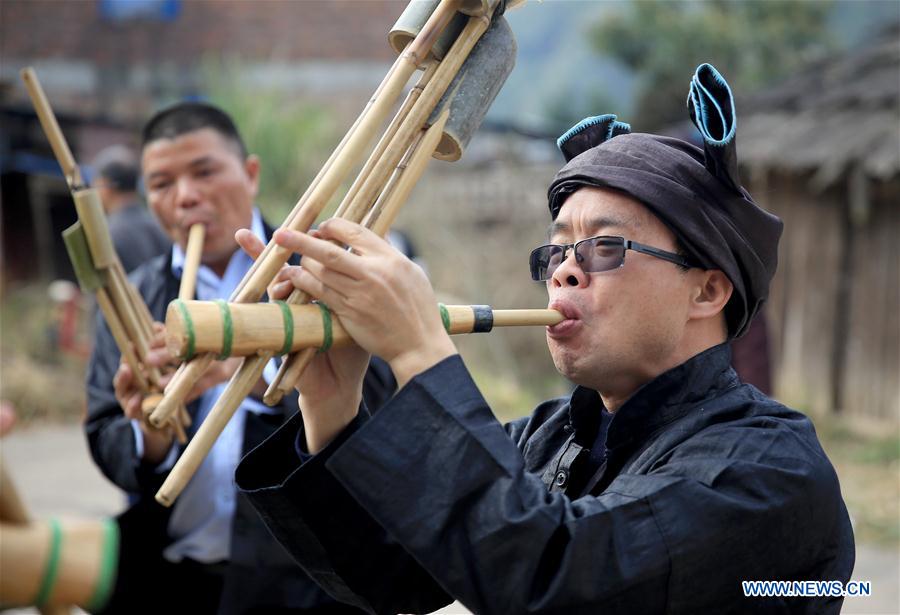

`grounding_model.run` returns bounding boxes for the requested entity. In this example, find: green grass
[0,284,90,423]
